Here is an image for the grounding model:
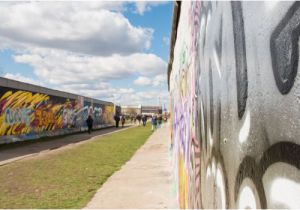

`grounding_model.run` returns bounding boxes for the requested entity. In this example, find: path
[85,123,178,209]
